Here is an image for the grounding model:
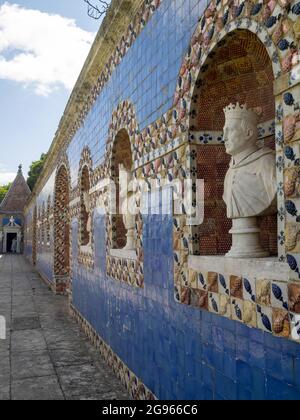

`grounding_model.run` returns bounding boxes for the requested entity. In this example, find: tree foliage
[0,183,11,205]
[27,153,47,191]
